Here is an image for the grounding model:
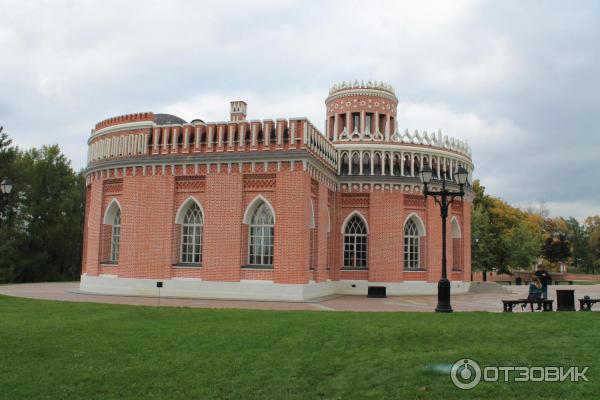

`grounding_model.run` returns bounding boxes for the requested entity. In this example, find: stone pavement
[1,282,599,312]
